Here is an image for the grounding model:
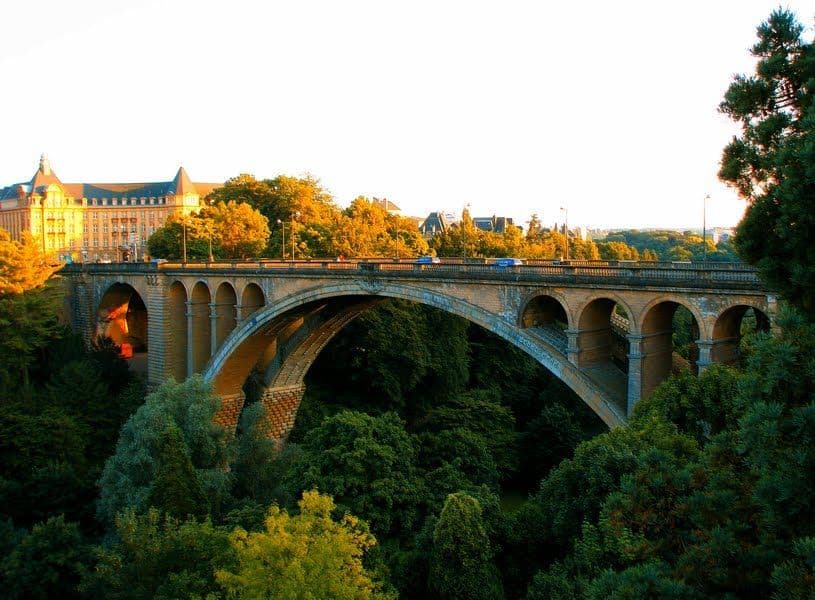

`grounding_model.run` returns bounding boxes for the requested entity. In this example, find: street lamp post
[207,199,214,262]
[291,211,301,261]
[181,217,187,263]
[277,219,286,260]
[702,194,709,264]
[560,206,569,260]
[207,228,214,263]
[463,203,471,262]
